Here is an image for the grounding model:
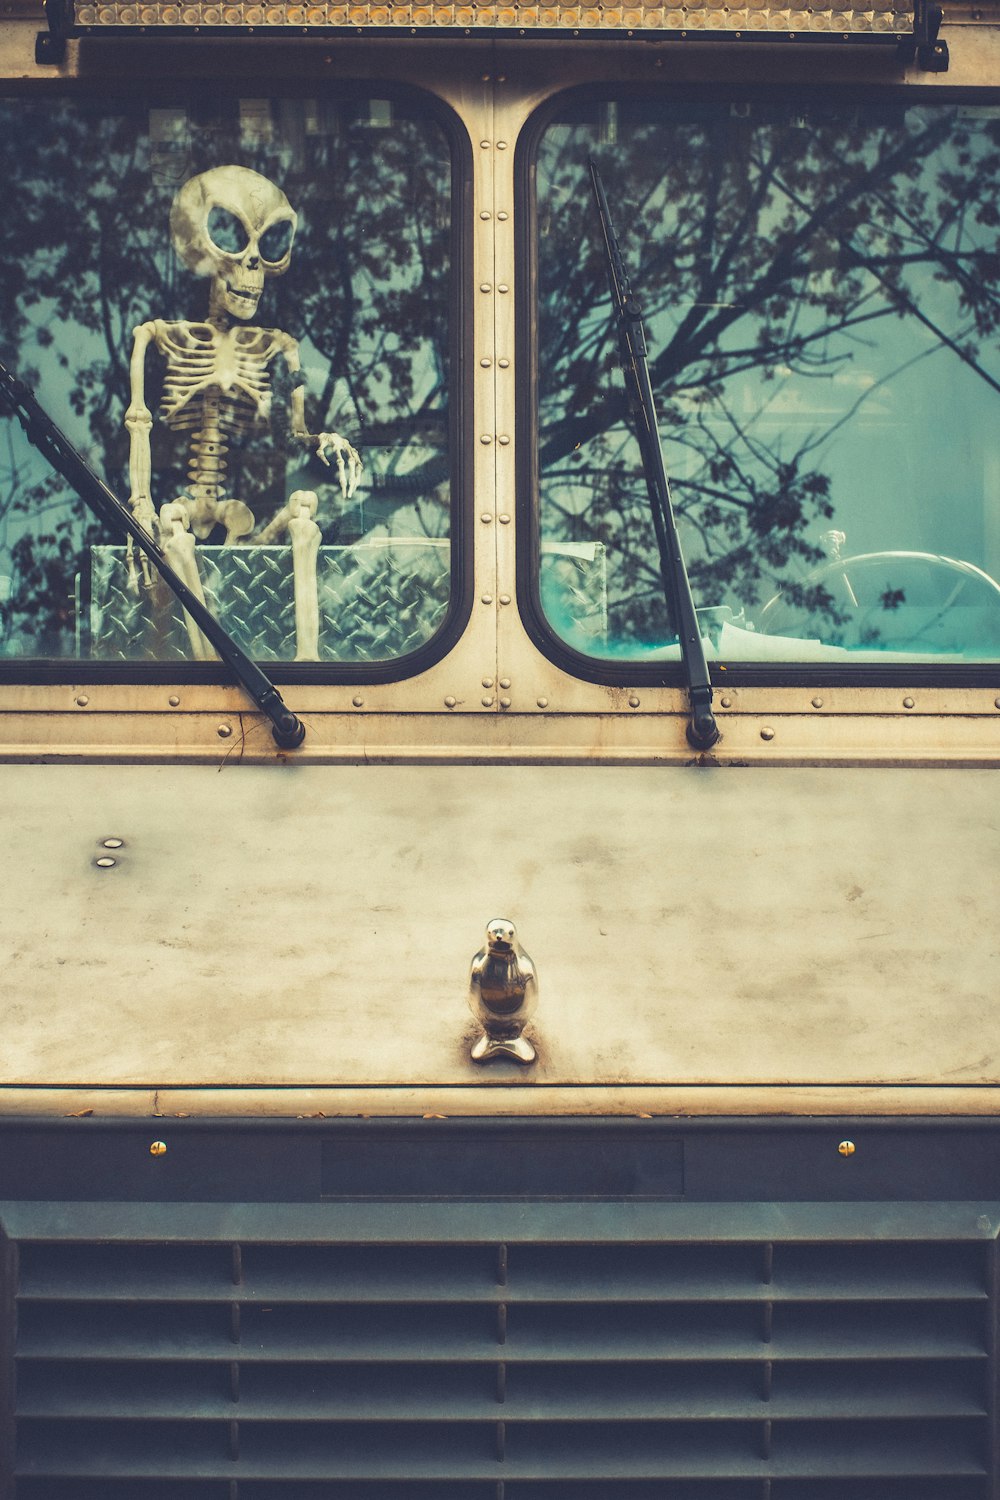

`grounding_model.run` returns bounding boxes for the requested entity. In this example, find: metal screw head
[838,1140,856,1157]
[149,1140,167,1157]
